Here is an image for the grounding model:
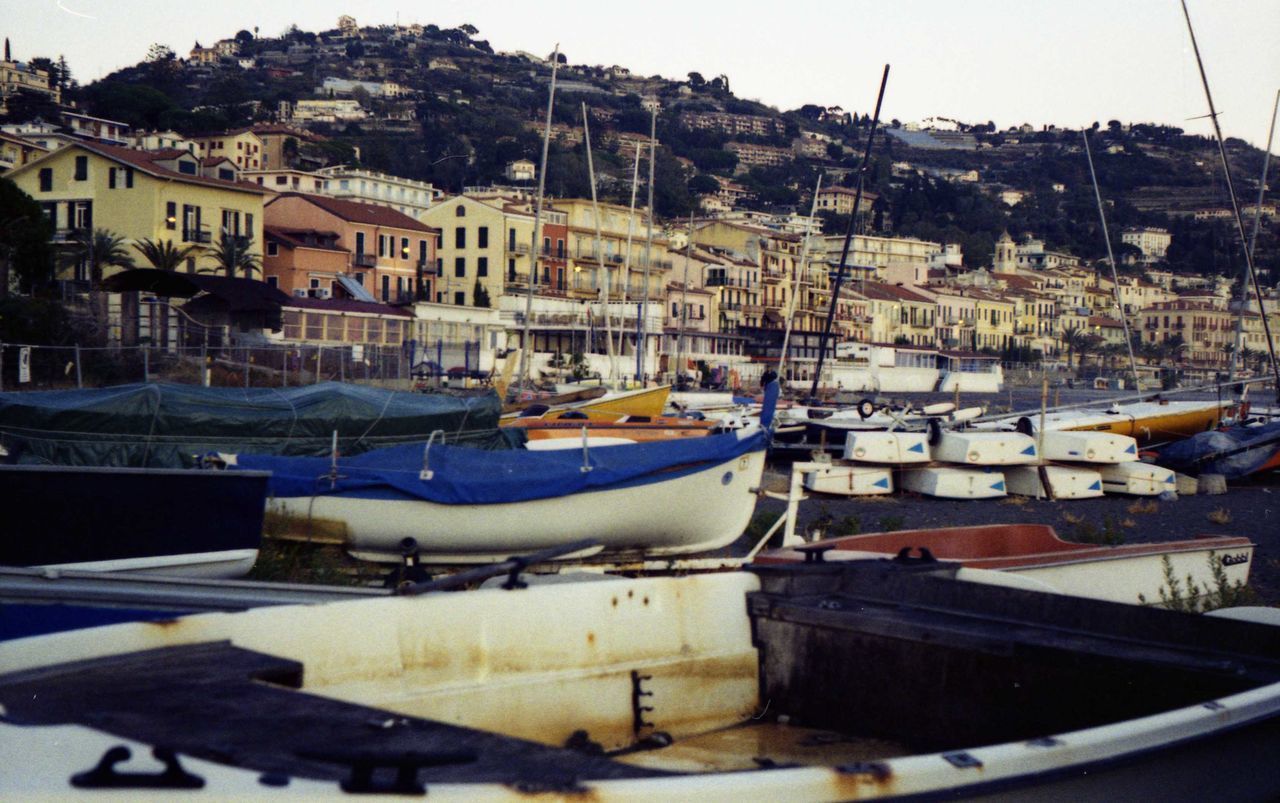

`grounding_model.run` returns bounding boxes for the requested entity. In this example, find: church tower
[993,230,1016,272]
